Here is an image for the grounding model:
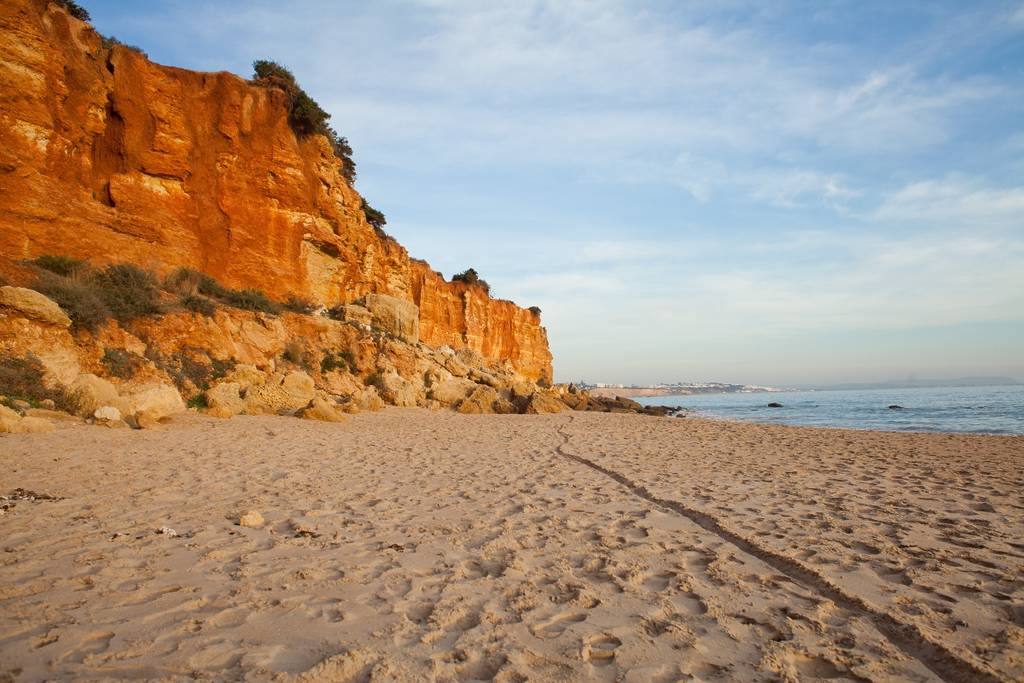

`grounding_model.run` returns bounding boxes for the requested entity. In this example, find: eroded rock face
[0,0,552,382]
